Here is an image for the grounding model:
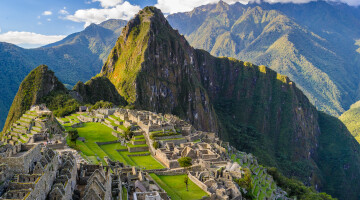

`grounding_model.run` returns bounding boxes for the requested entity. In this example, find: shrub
[178,157,192,169]
[152,141,159,149]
